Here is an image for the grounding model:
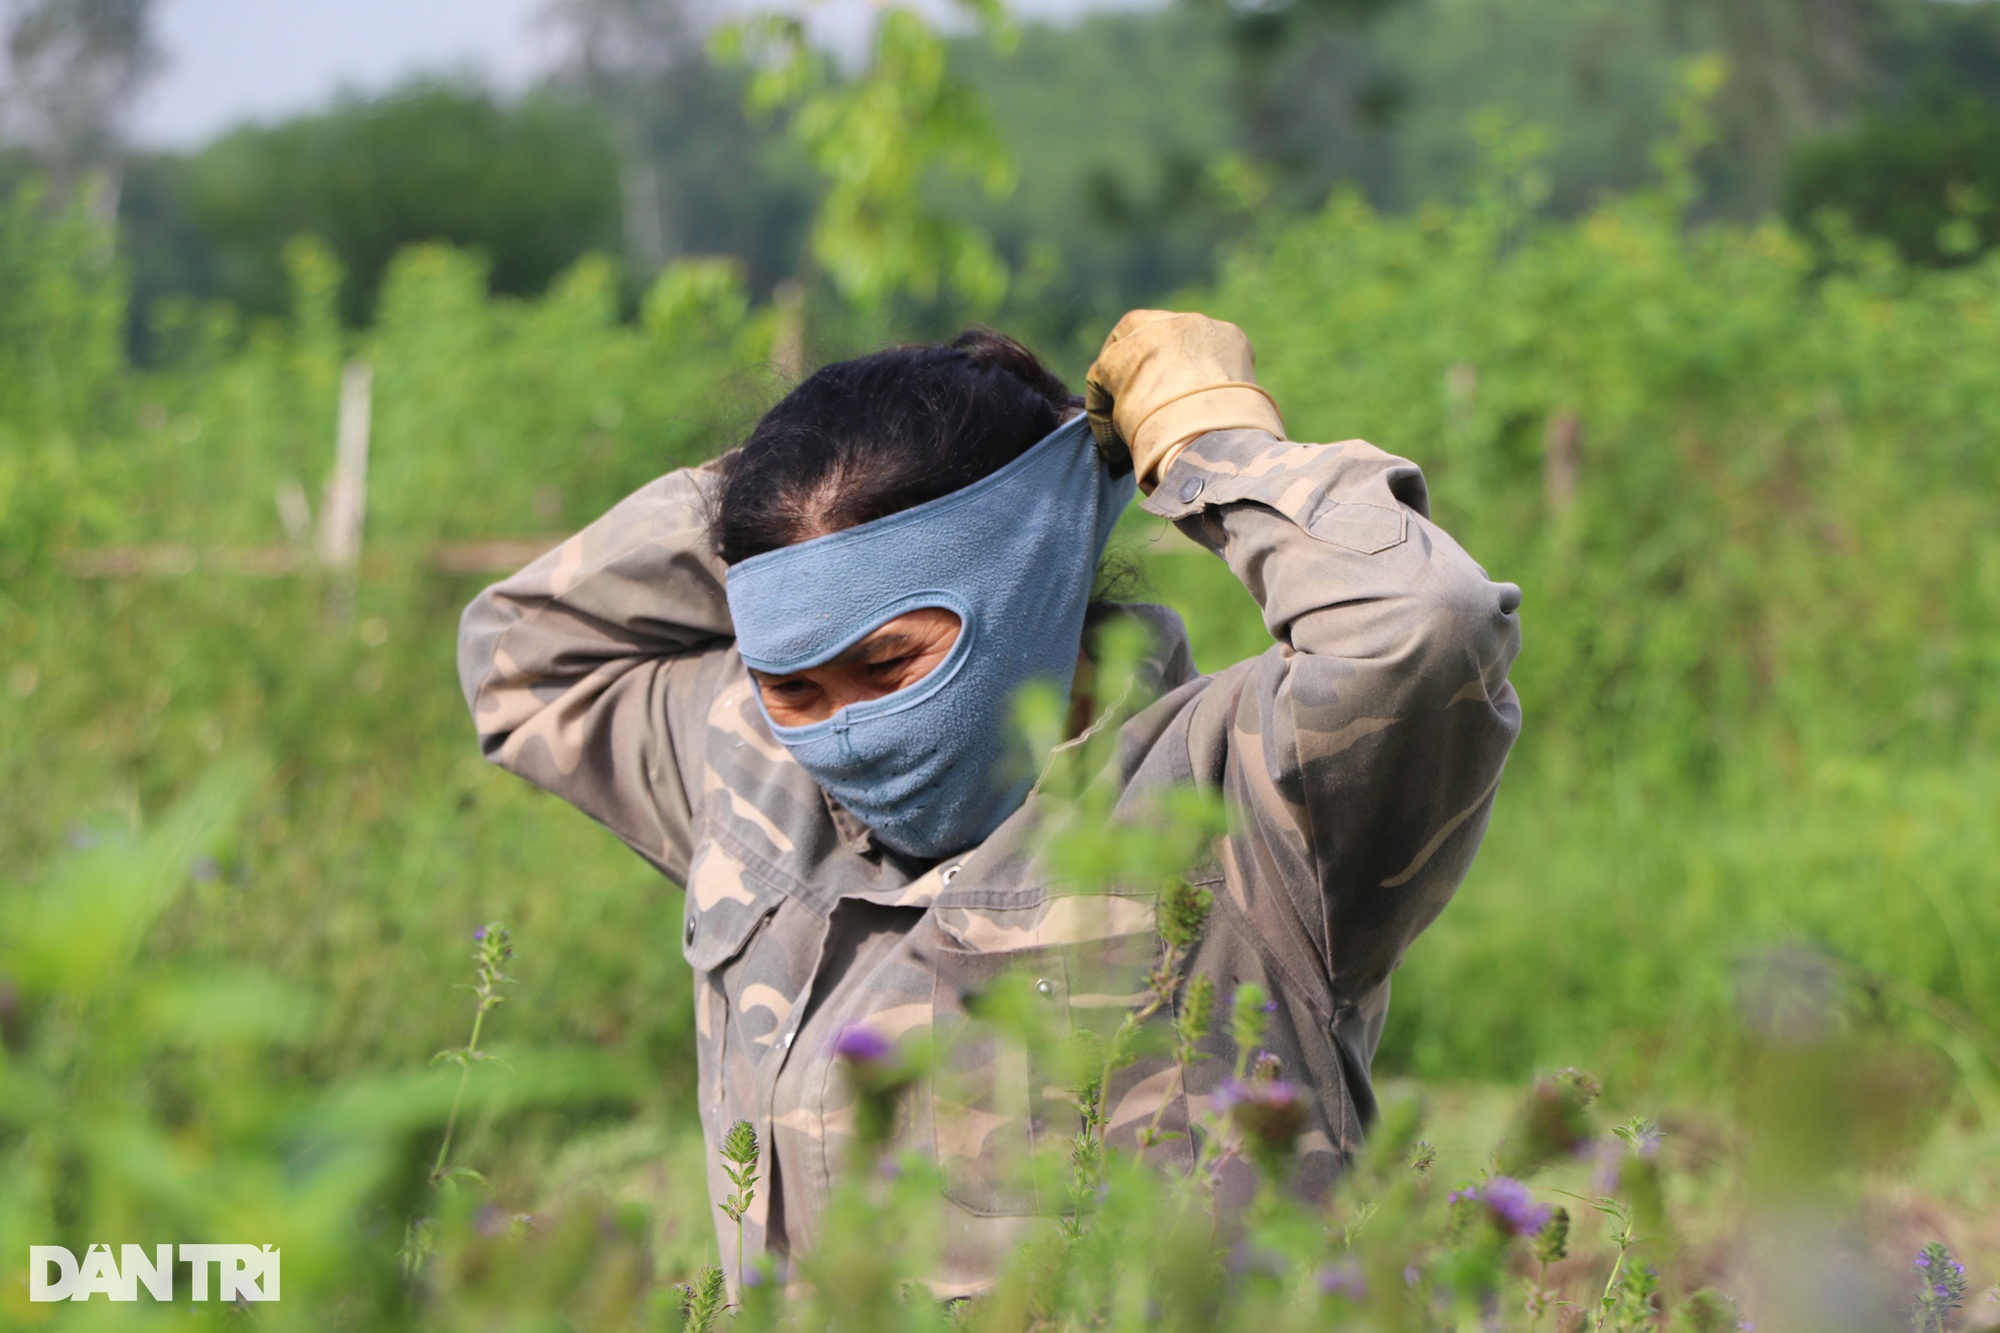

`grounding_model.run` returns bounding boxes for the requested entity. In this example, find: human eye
[755,672,815,703]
